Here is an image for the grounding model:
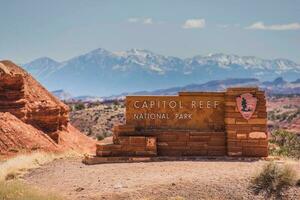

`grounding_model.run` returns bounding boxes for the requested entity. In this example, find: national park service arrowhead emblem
[236,93,257,120]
